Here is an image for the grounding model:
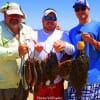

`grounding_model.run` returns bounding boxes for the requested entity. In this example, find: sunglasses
[74,6,87,12]
[44,16,57,21]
